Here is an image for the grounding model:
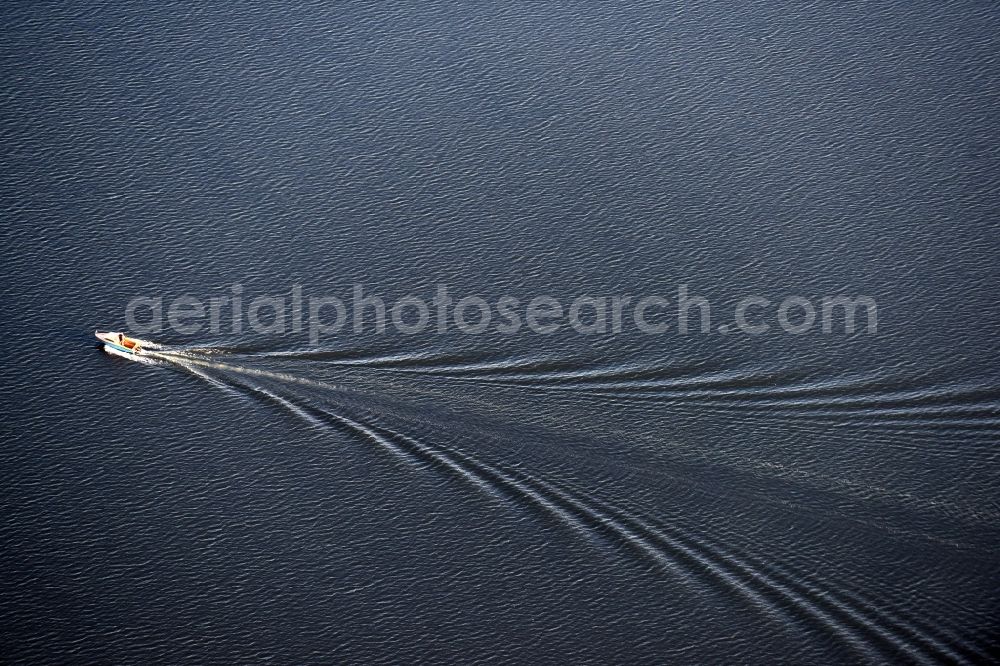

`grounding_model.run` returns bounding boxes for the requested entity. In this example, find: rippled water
[3,2,999,663]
